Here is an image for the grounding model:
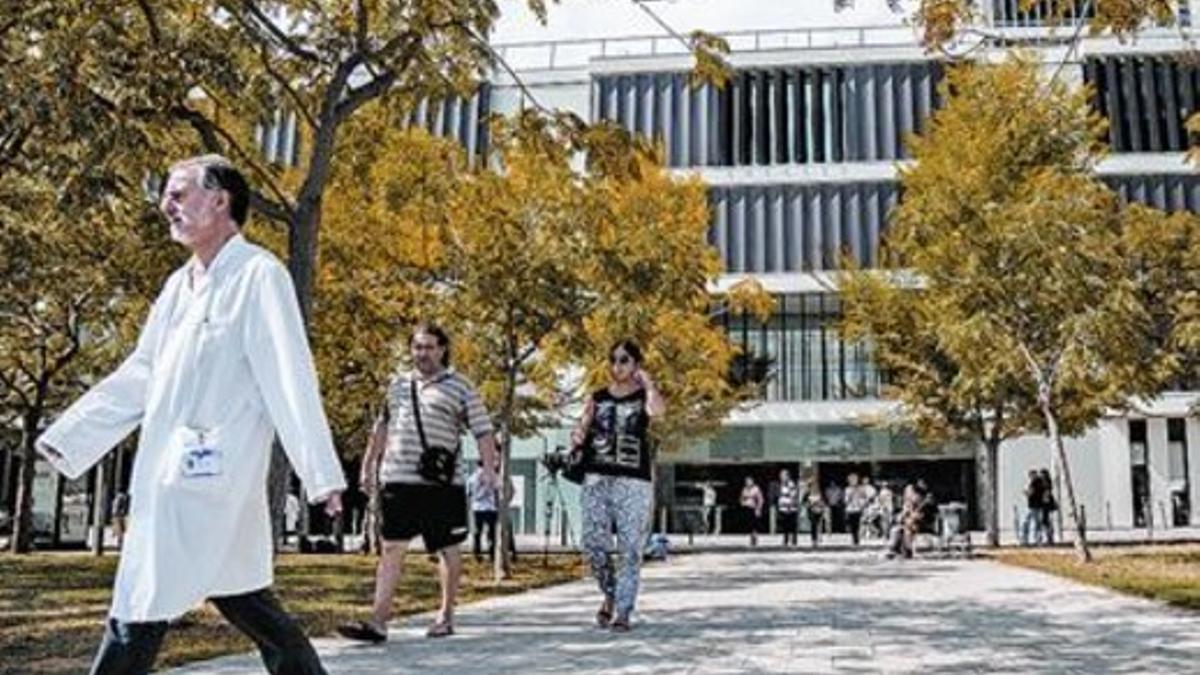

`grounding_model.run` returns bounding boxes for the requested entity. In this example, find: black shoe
[337,620,387,644]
